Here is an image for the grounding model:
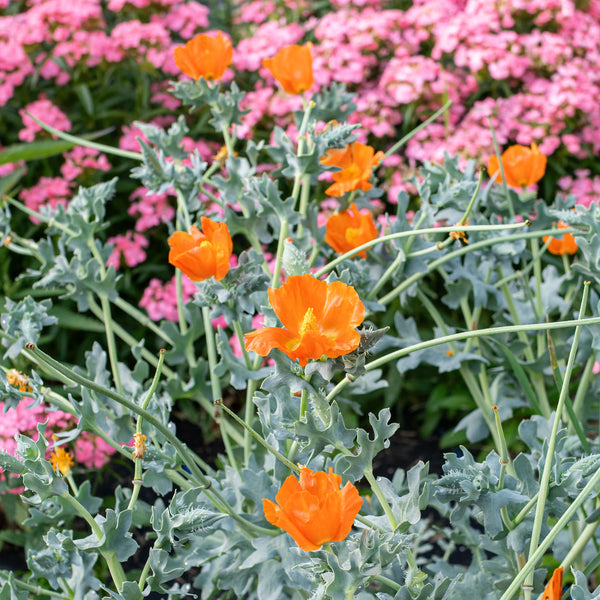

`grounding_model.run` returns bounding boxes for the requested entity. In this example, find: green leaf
[0,129,114,165]
[74,509,138,561]
[334,409,400,481]
[75,83,95,116]
[0,139,77,164]
[49,305,105,332]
